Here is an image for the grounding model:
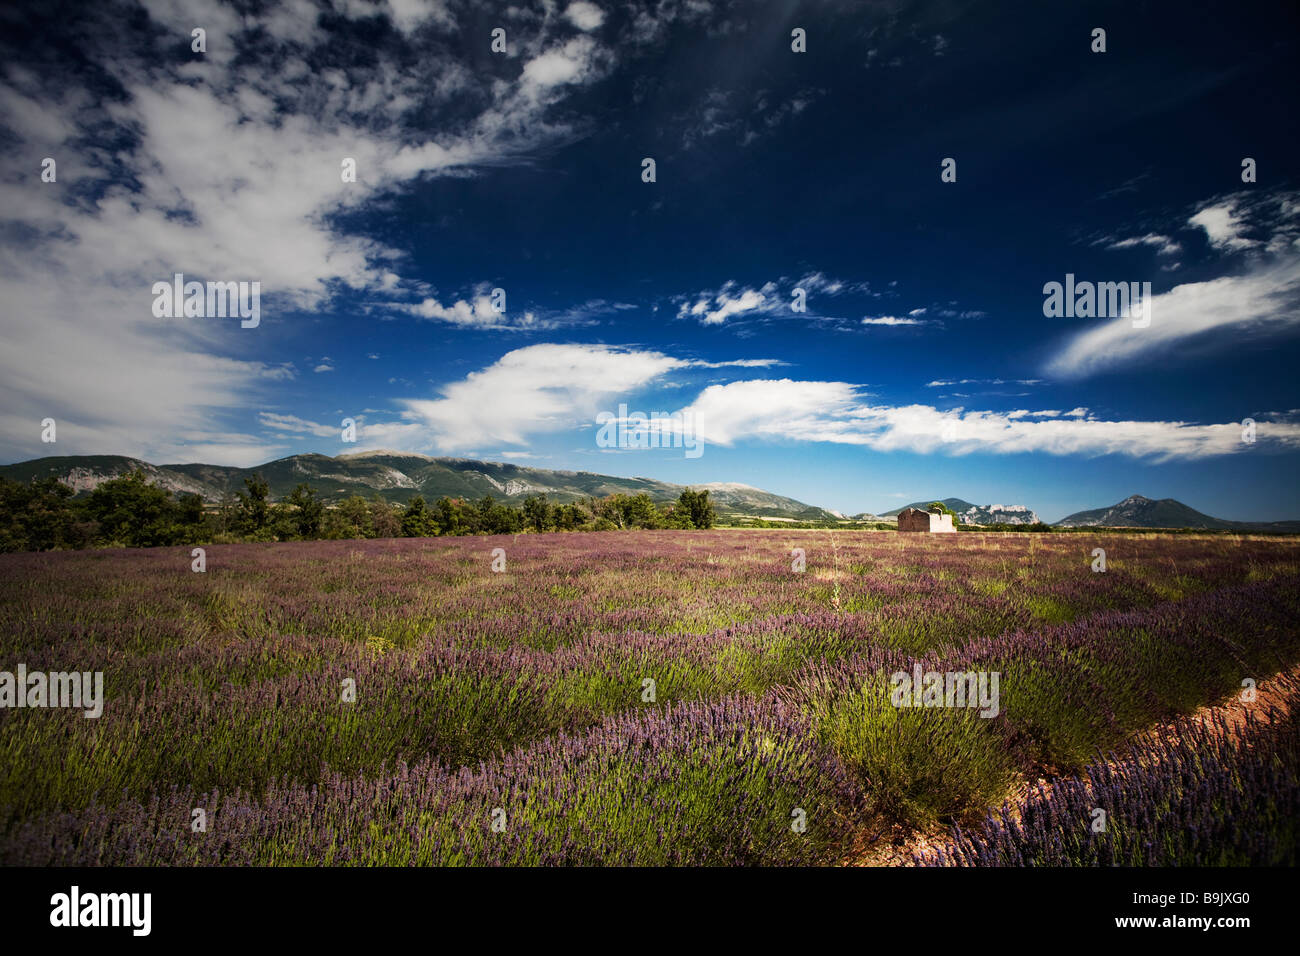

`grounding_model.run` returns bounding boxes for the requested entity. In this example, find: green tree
[927,501,960,525]
[554,502,588,531]
[369,497,401,539]
[177,492,206,527]
[285,483,324,538]
[677,488,715,529]
[215,490,239,536]
[481,497,523,535]
[236,473,271,533]
[434,497,473,536]
[84,470,181,547]
[594,494,632,528]
[401,494,435,537]
[0,476,90,552]
[660,503,694,530]
[522,494,553,532]
[329,494,373,539]
[623,492,660,529]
